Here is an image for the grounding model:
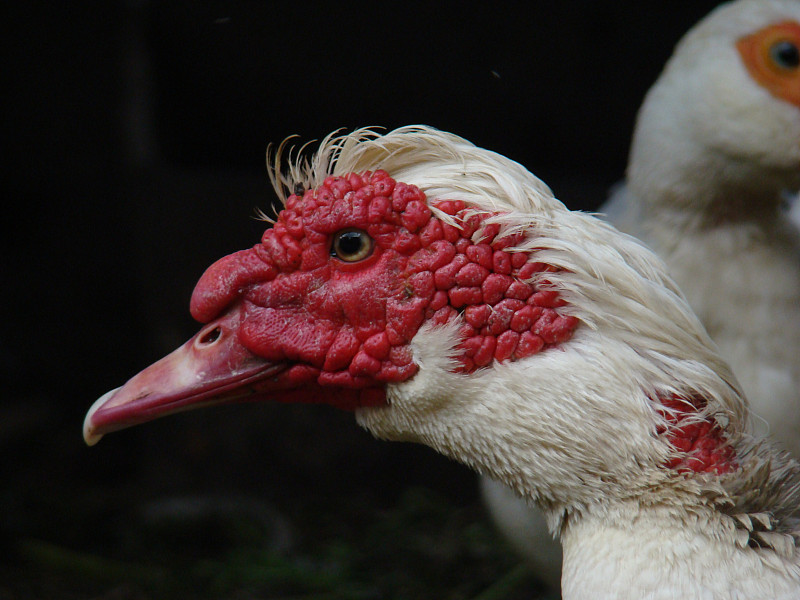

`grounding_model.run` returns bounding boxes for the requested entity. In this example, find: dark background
[5,2,722,598]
